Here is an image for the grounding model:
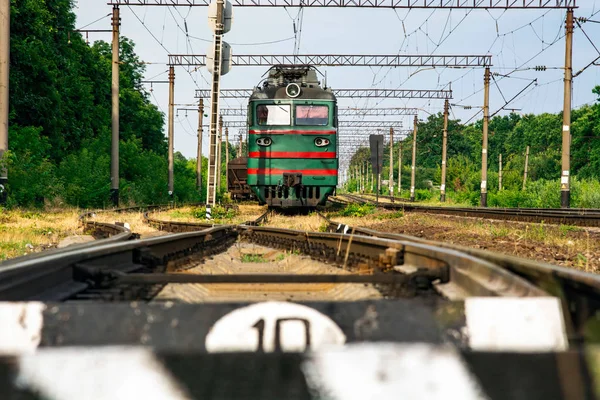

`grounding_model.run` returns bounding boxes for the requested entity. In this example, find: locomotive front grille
[263,185,321,200]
